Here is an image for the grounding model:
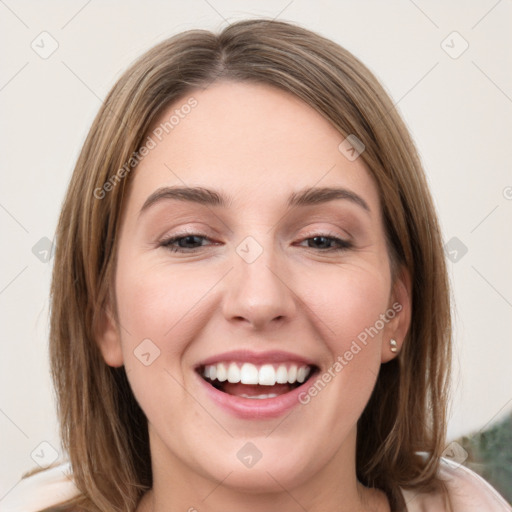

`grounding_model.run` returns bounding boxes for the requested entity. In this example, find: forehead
[129,80,380,213]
